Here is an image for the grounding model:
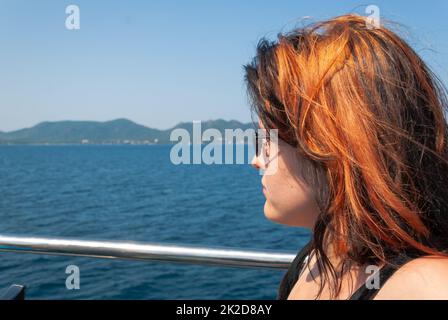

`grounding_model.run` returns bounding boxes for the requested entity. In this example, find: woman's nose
[251,155,263,170]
